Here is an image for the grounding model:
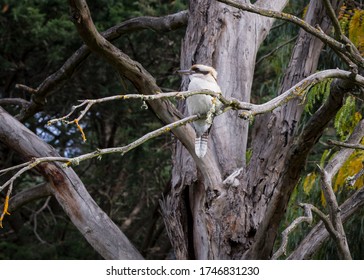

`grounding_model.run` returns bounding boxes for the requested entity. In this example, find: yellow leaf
[333,150,364,191]
[303,172,317,194]
[349,9,364,55]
